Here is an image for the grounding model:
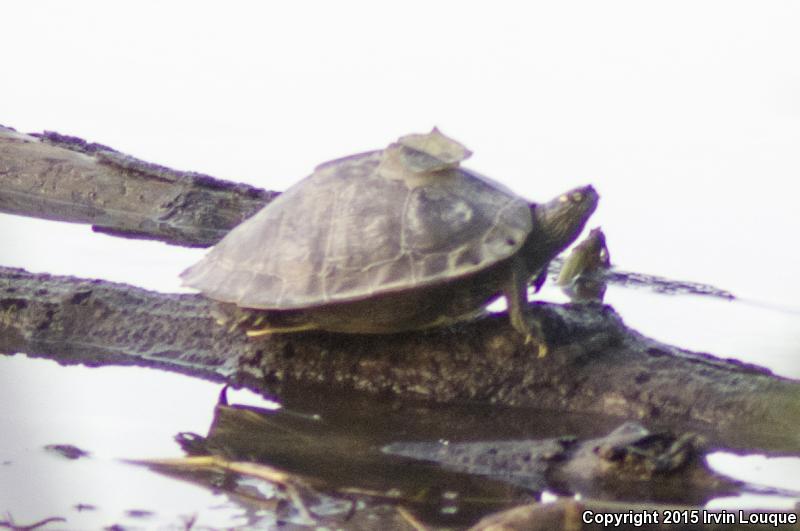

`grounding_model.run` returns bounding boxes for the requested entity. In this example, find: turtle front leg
[504,262,548,358]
